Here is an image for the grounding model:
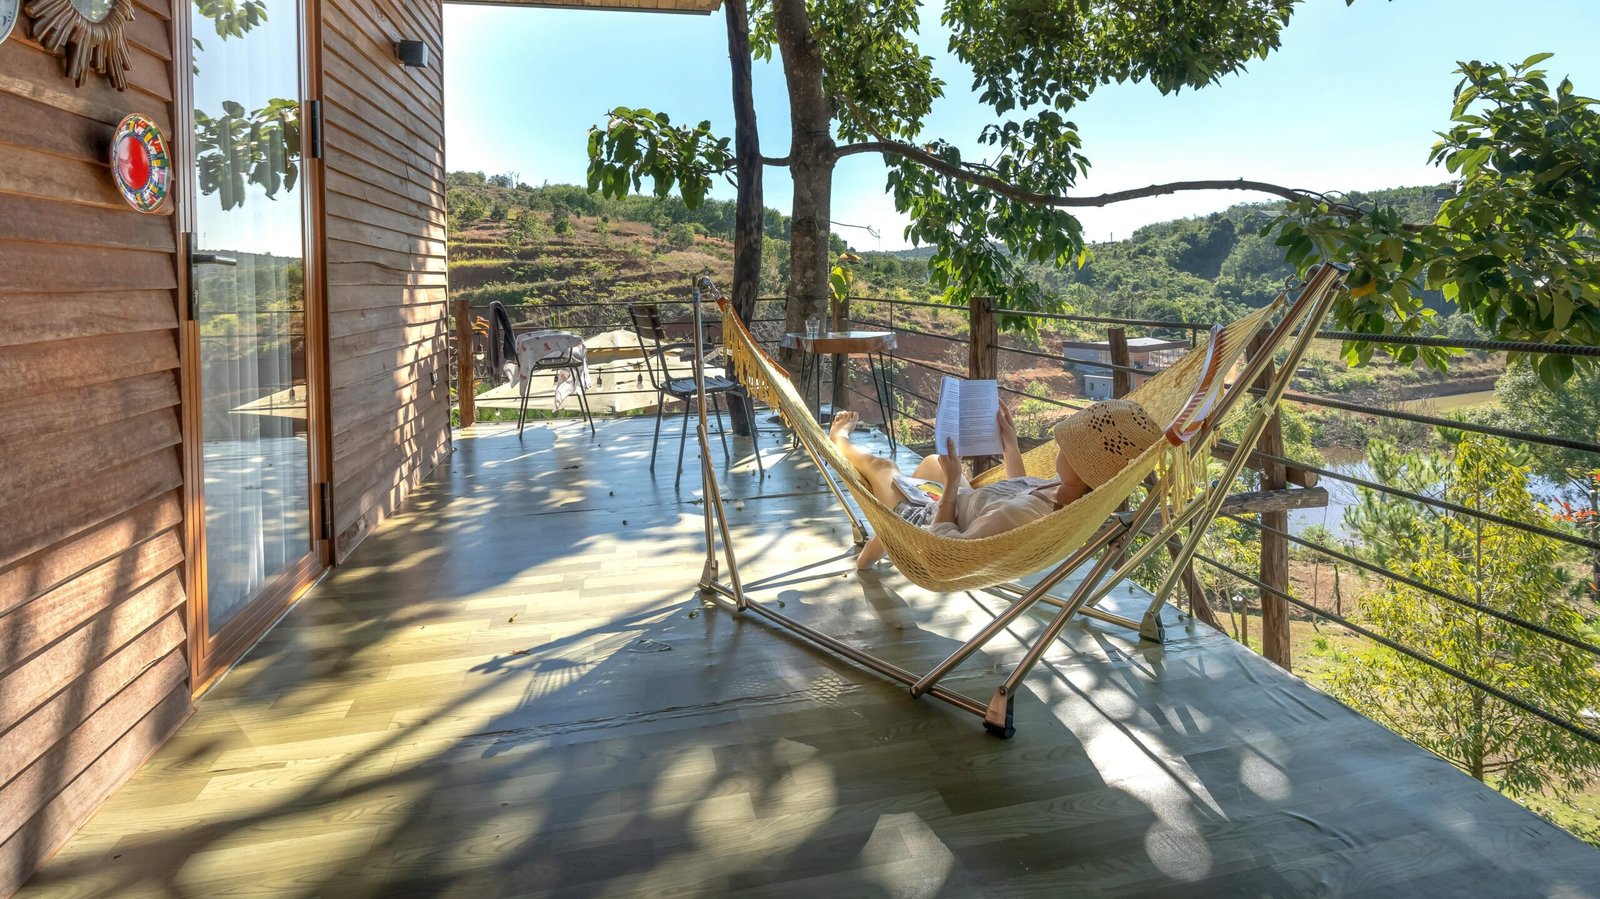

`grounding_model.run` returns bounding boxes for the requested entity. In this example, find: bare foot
[855,534,887,570]
[829,410,859,444]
